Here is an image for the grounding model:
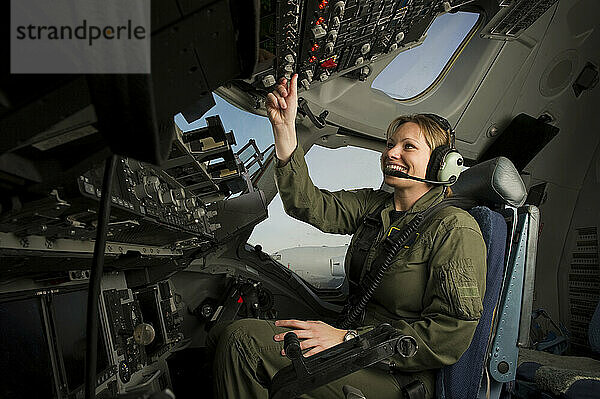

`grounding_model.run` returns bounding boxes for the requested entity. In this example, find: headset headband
[422,113,455,148]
